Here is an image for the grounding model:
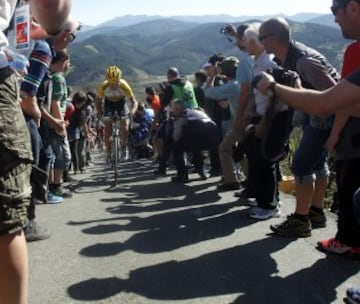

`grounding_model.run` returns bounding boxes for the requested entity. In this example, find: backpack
[37,70,53,113]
